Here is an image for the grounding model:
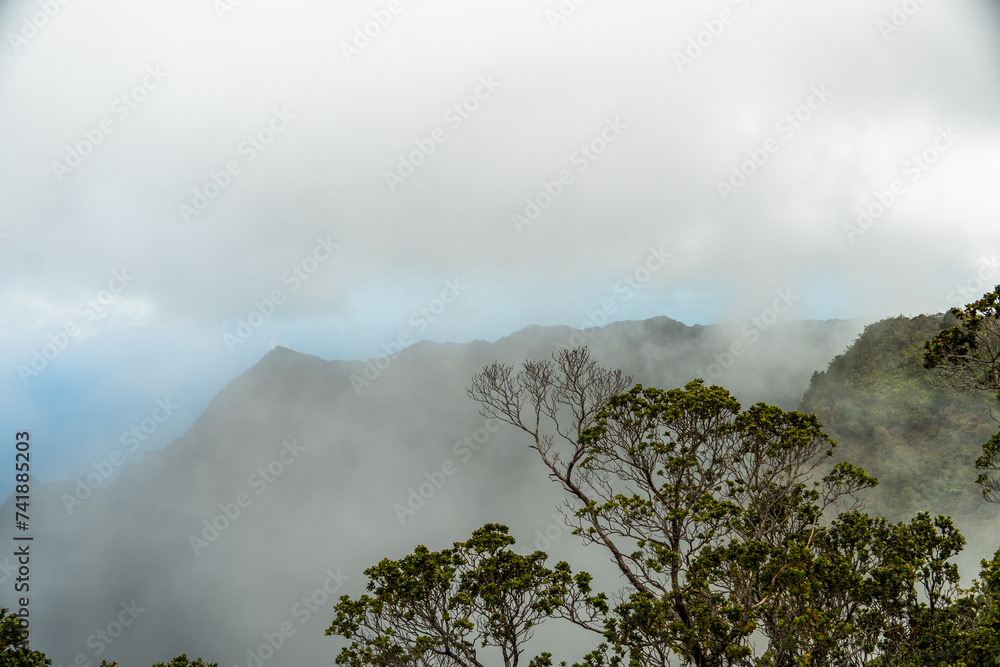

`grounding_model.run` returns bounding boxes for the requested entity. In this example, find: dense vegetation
[800,314,998,524]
